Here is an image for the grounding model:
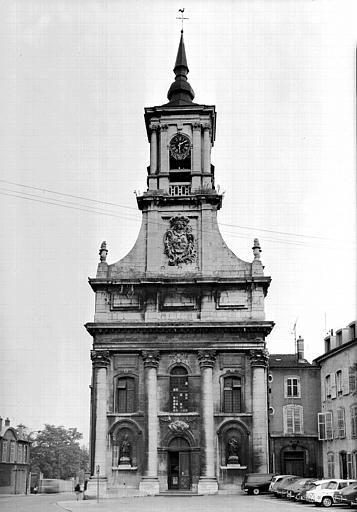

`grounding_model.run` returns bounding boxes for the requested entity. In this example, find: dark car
[273,475,300,497]
[286,478,317,500]
[241,473,276,495]
[335,482,357,506]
